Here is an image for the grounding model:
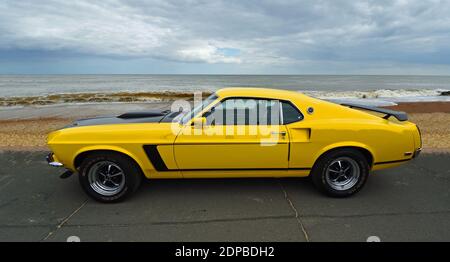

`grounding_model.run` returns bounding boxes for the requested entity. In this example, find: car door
[174,98,290,175]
